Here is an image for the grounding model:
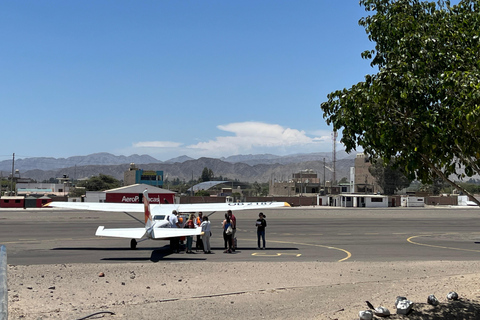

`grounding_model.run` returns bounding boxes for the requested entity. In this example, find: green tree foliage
[252,181,262,196]
[200,167,214,182]
[195,190,210,197]
[338,177,349,184]
[369,159,412,195]
[78,174,121,191]
[321,0,480,204]
[69,187,86,197]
